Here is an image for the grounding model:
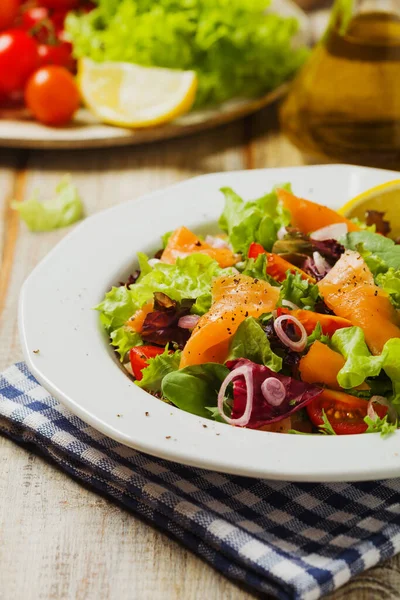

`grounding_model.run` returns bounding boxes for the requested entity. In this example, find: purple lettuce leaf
[226,358,322,429]
[141,293,193,348]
